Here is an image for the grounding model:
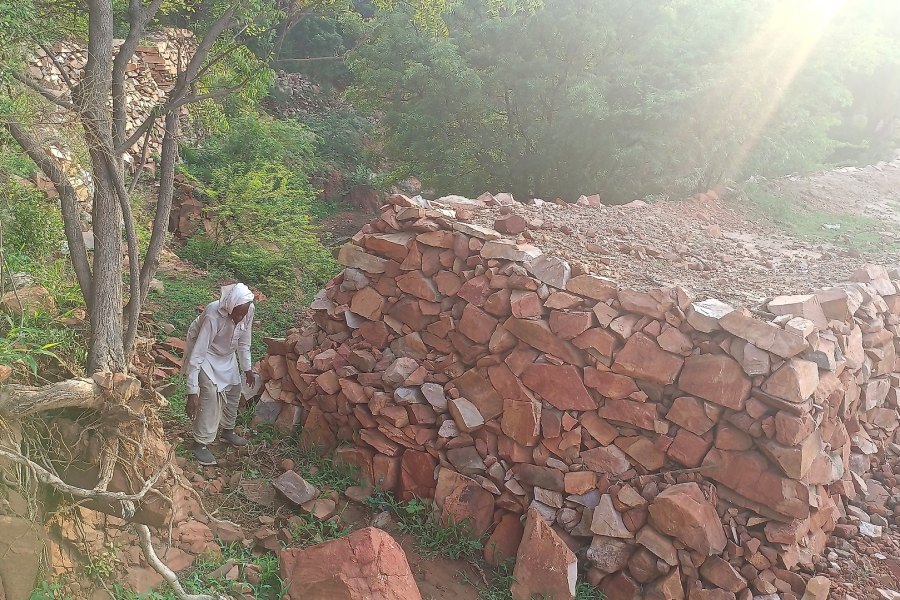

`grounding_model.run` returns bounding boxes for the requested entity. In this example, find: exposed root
[135,523,221,600]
